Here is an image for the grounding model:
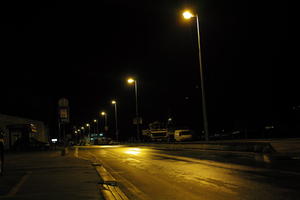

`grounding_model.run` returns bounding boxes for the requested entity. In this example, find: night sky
[0,1,293,138]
